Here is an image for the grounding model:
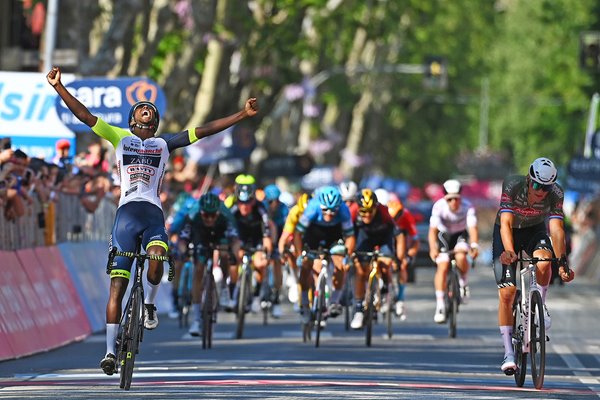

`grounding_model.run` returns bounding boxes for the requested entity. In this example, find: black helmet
[198,193,221,213]
[128,101,160,132]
